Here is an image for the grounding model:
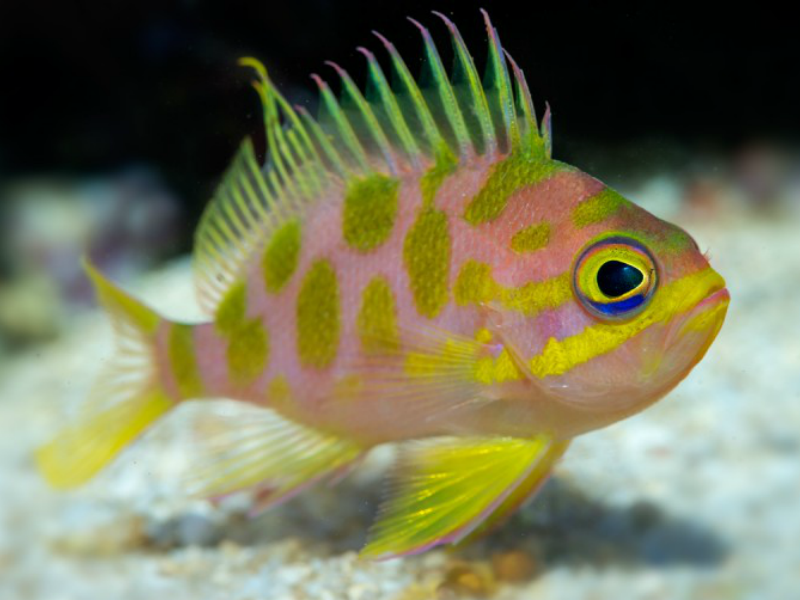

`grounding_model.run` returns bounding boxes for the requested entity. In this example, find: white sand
[1,206,798,600]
